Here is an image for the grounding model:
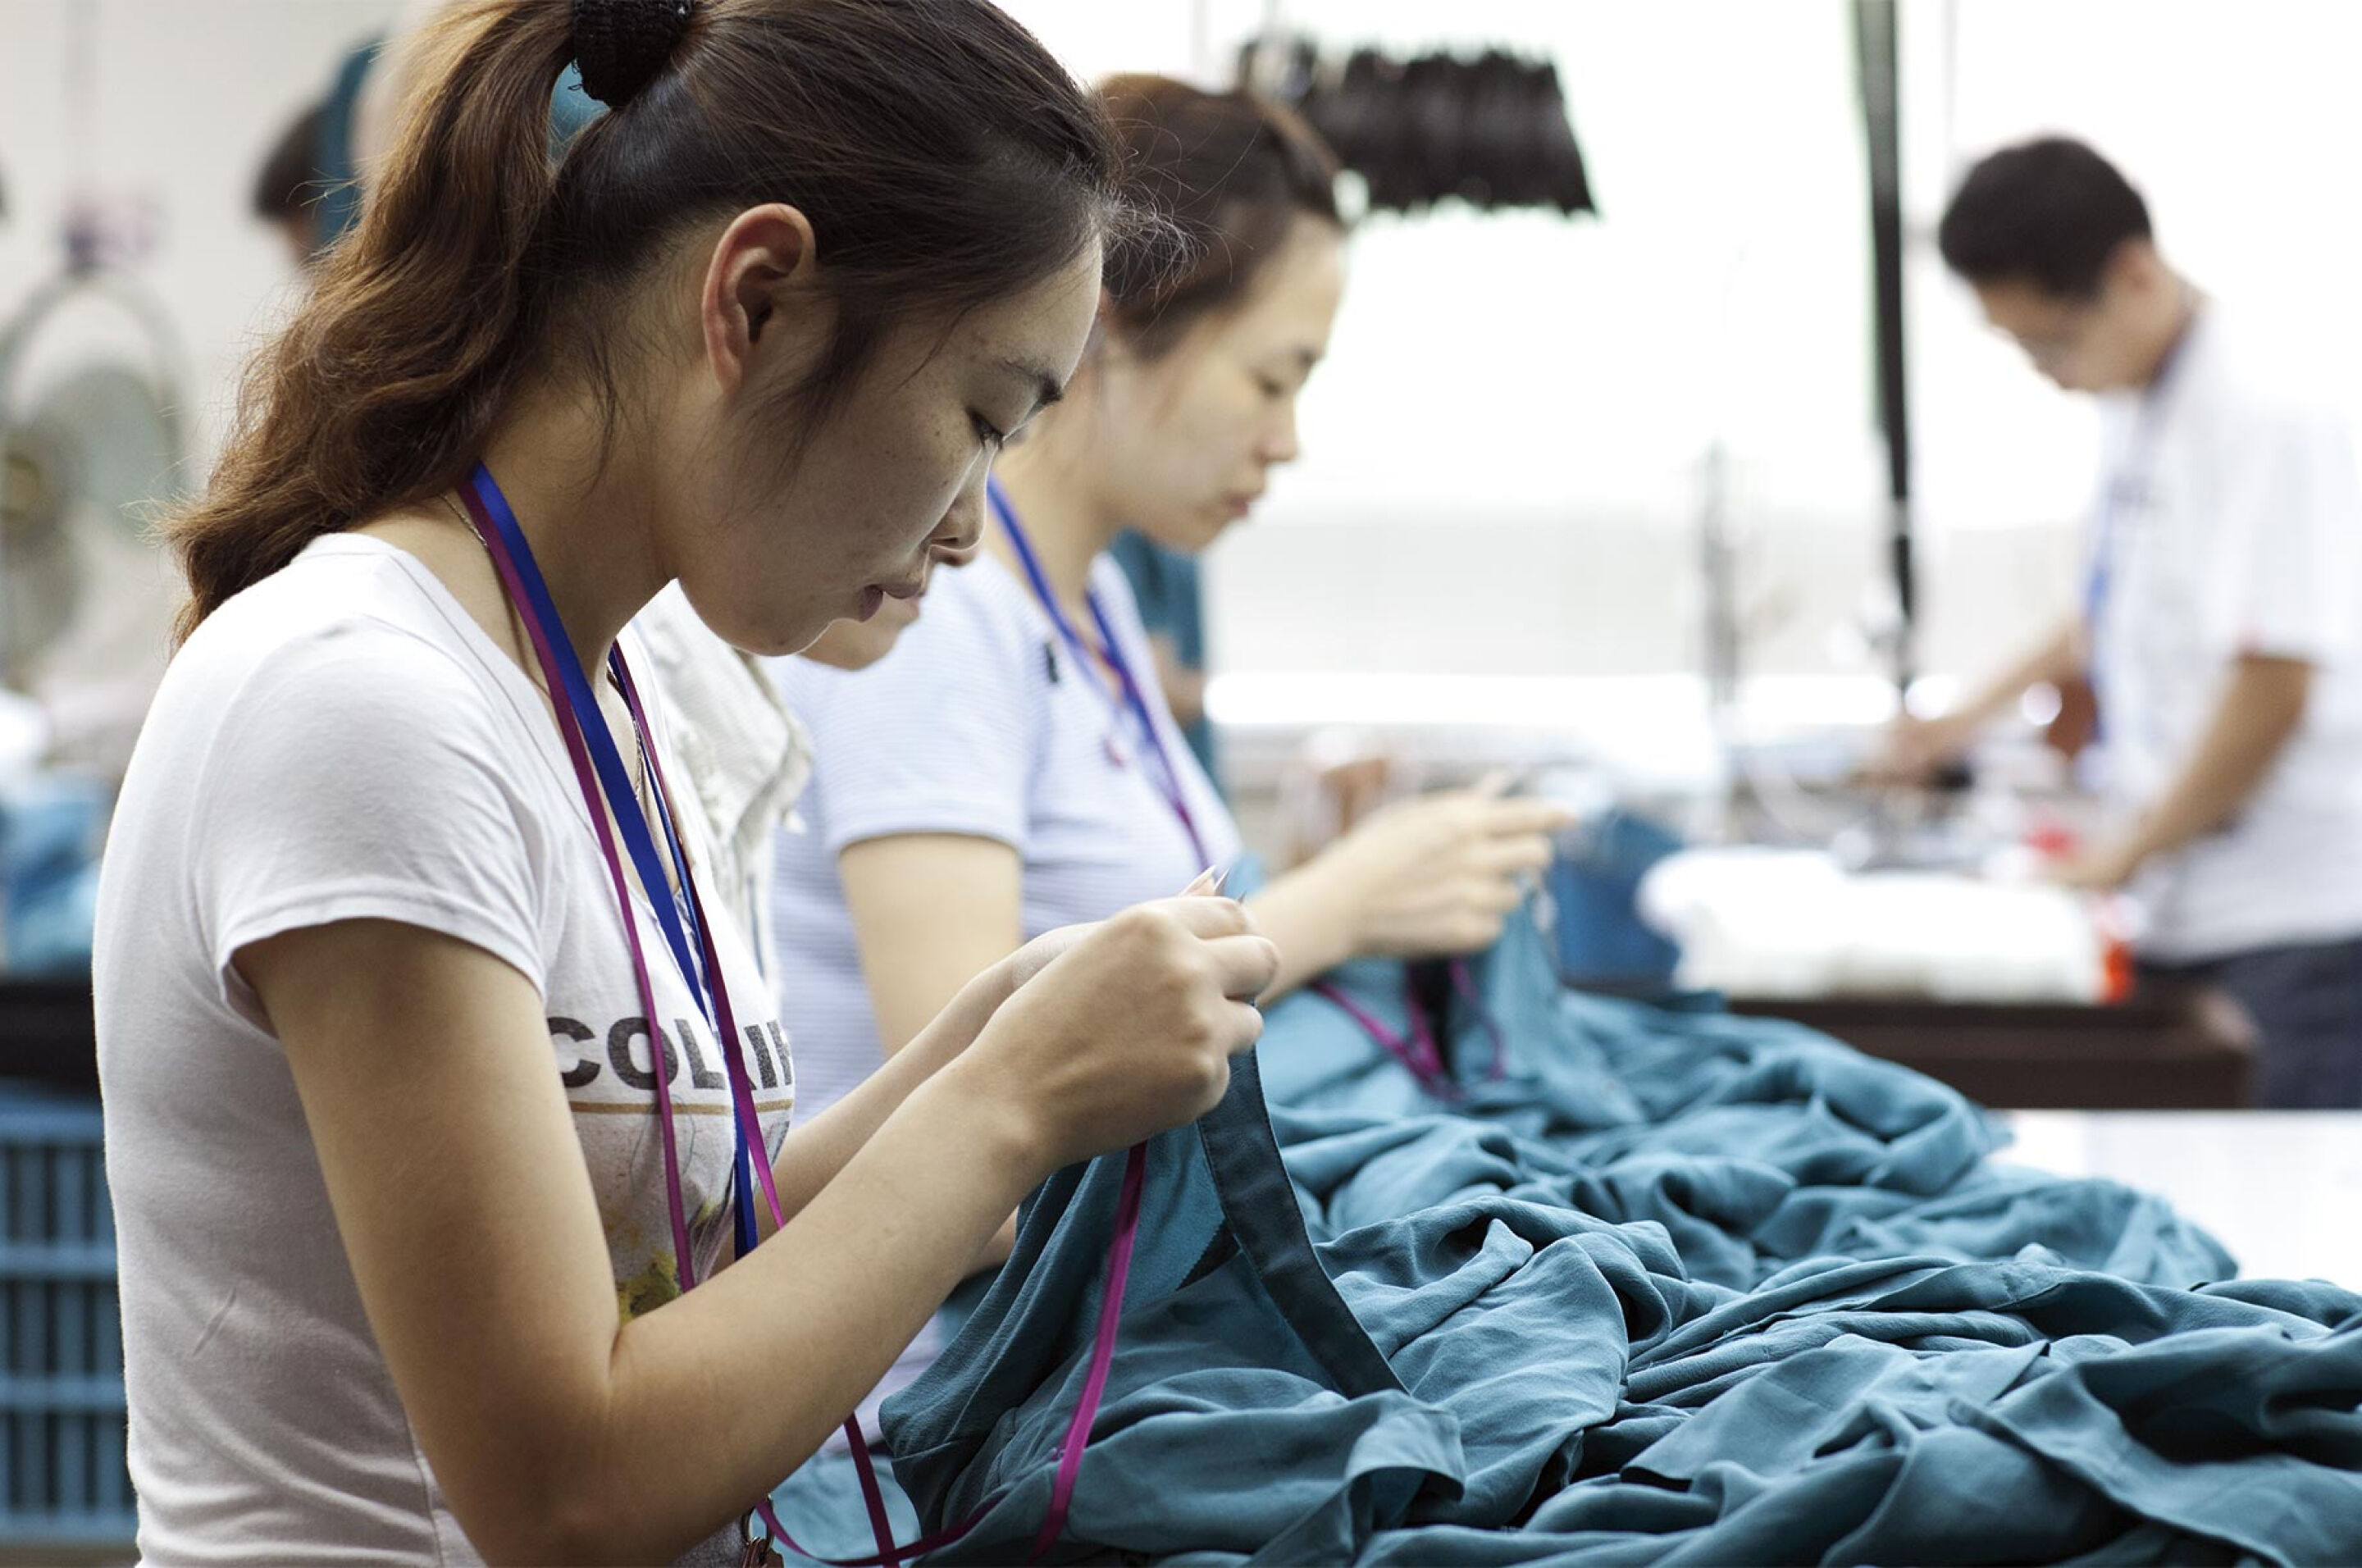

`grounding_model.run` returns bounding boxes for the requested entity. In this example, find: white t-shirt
[764,549,1240,1440]
[93,536,791,1566]
[768,551,1243,1128]
[2086,308,2362,961]
[633,581,814,982]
